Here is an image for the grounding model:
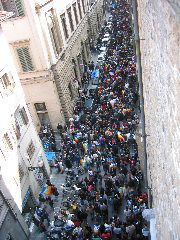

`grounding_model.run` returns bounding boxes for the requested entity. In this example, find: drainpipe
[131,0,149,195]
